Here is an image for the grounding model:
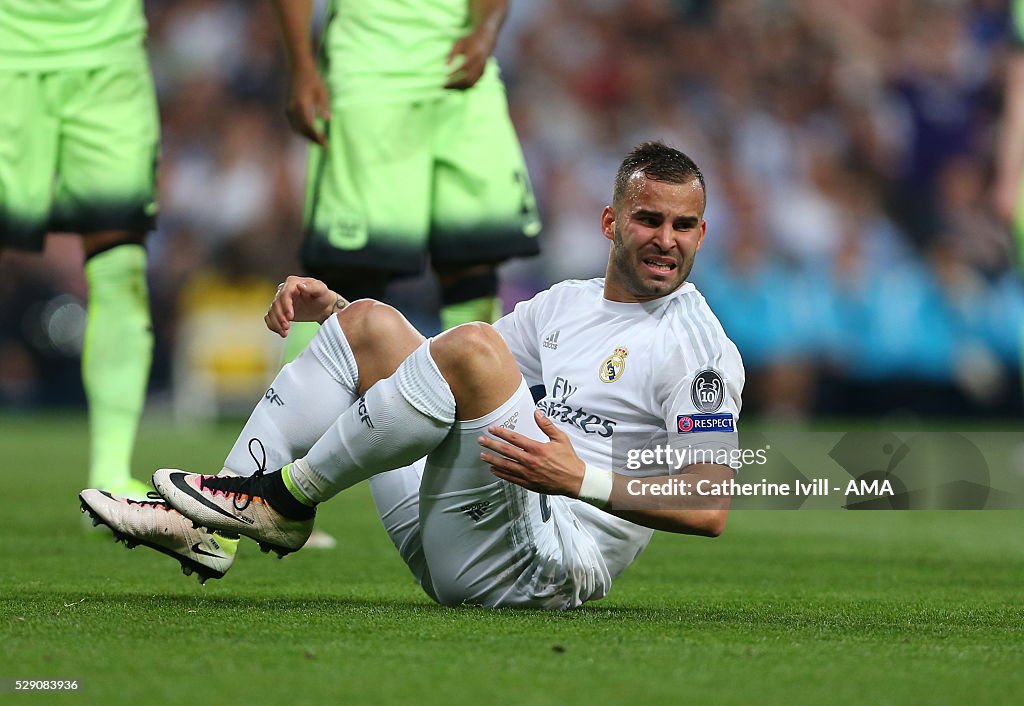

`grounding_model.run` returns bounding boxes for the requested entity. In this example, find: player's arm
[264,276,348,338]
[994,47,1024,222]
[479,410,731,537]
[445,0,508,89]
[269,0,330,145]
[603,464,732,537]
